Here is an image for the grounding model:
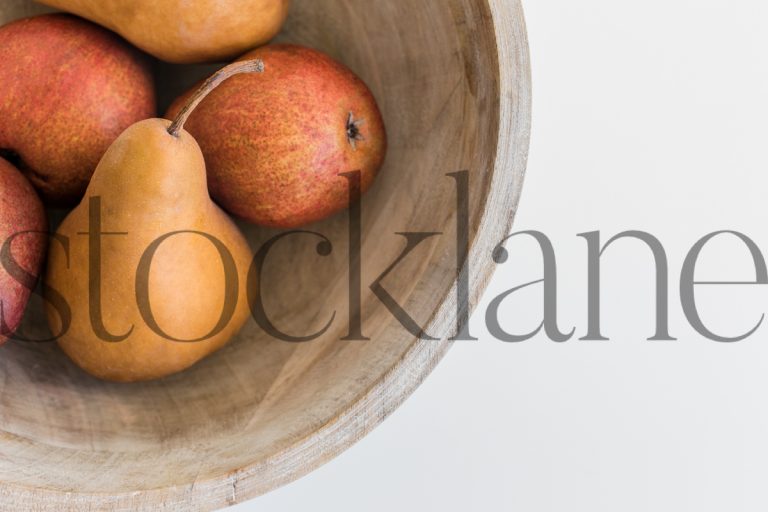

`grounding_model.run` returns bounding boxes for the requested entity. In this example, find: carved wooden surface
[0,0,531,509]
